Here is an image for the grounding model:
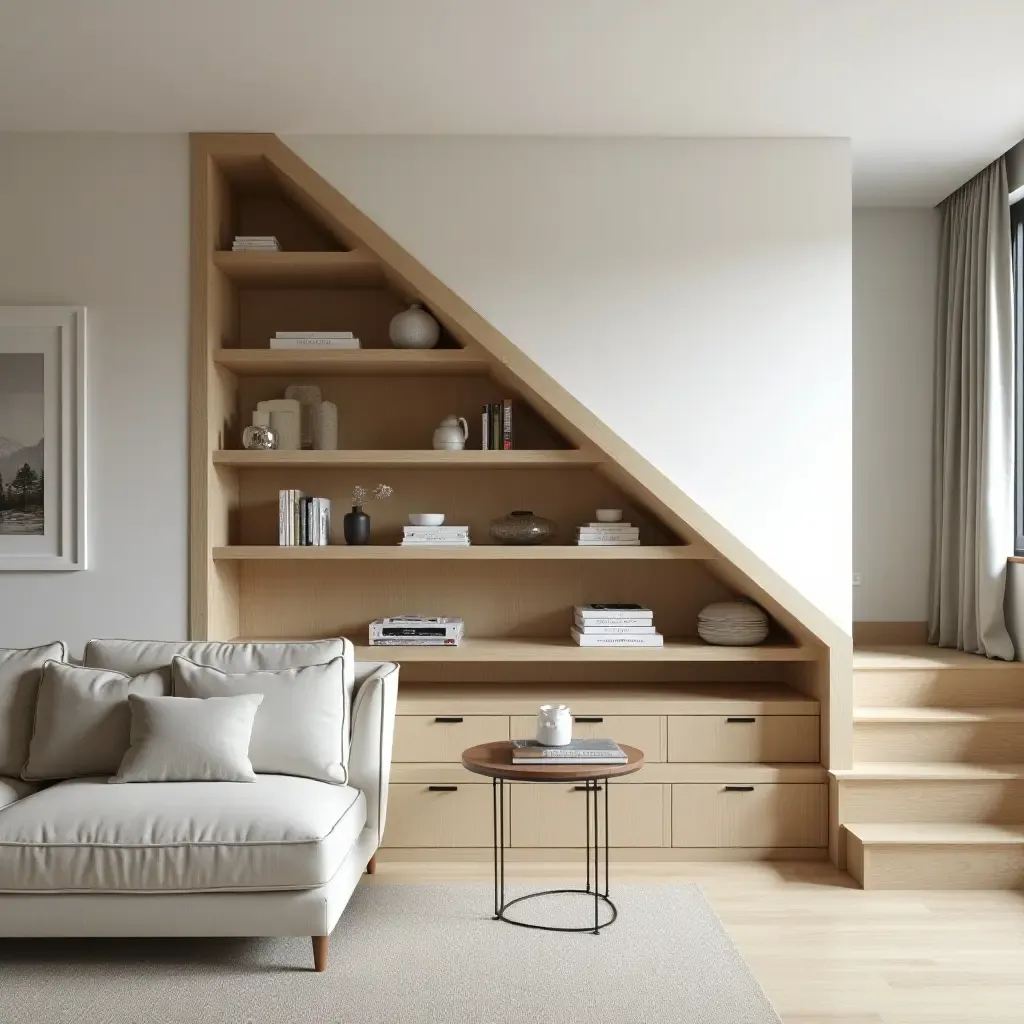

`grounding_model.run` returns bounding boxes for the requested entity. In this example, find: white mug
[536,704,572,746]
